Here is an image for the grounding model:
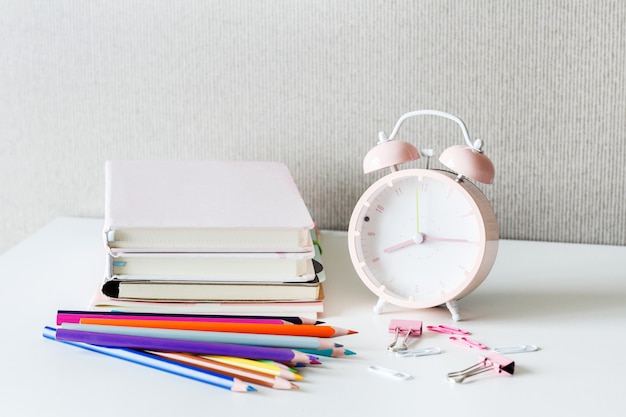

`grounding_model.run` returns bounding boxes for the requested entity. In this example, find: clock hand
[383,233,425,253]
[415,187,420,234]
[383,233,471,253]
[383,239,414,253]
[423,236,472,243]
